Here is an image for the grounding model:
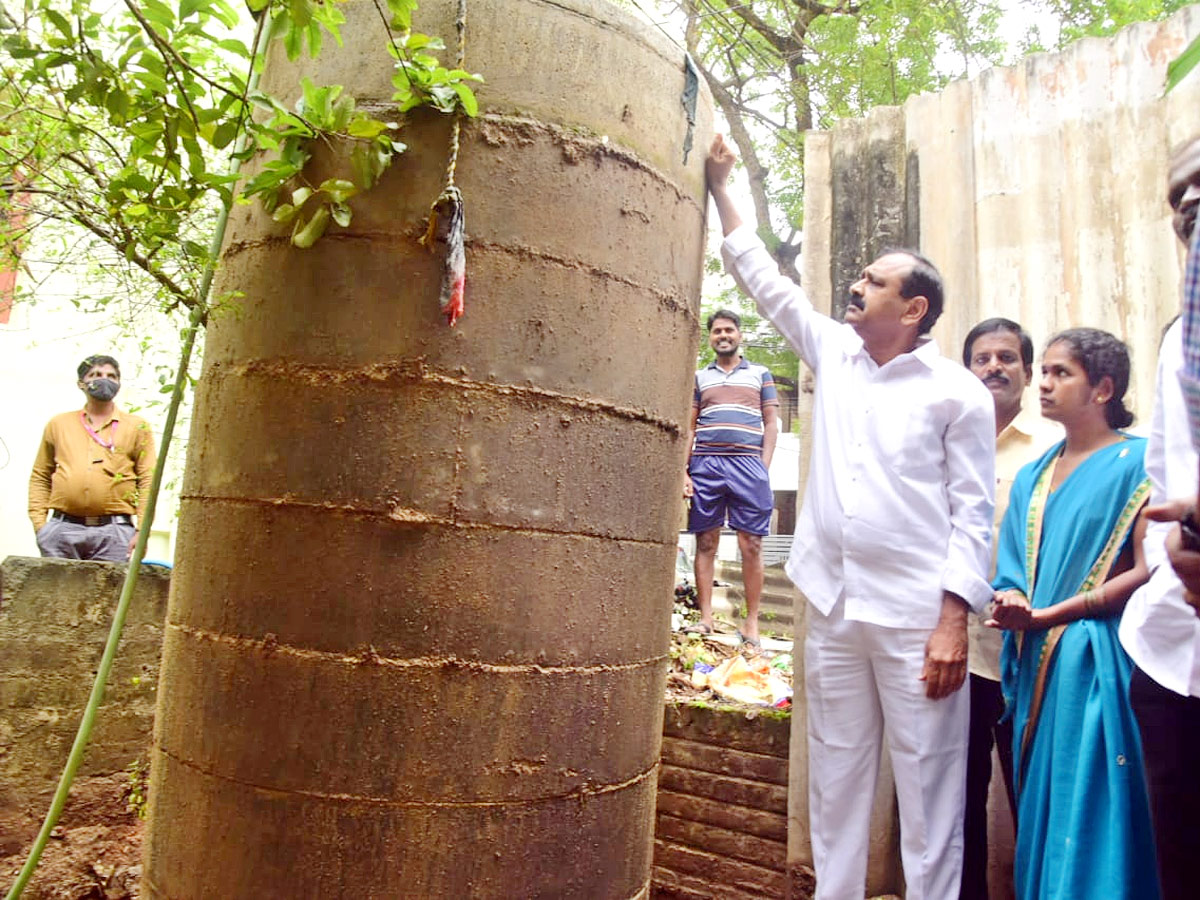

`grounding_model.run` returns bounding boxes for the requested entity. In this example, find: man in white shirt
[706,135,995,900]
[959,318,1061,900]
[1119,134,1200,900]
